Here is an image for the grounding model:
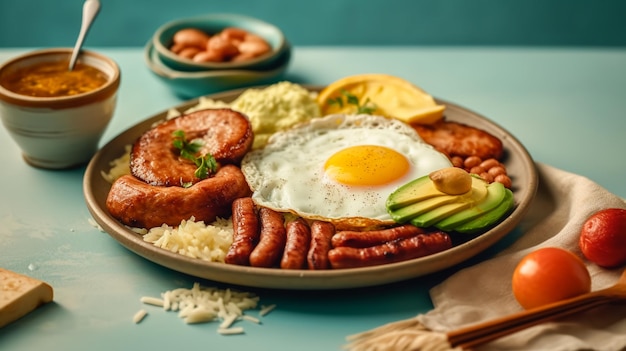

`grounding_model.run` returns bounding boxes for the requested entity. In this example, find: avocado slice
[387,176,489,224]
[386,175,443,210]
[410,201,473,227]
[452,188,515,234]
[410,178,490,227]
[435,181,507,231]
[389,195,460,223]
